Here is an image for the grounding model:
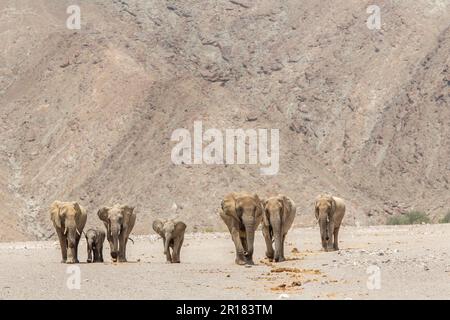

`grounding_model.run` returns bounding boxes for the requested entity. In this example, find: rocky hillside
[0,0,449,240]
